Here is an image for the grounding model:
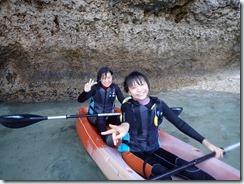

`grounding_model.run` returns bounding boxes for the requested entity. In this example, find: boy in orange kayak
[102,71,224,180]
[78,67,124,146]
